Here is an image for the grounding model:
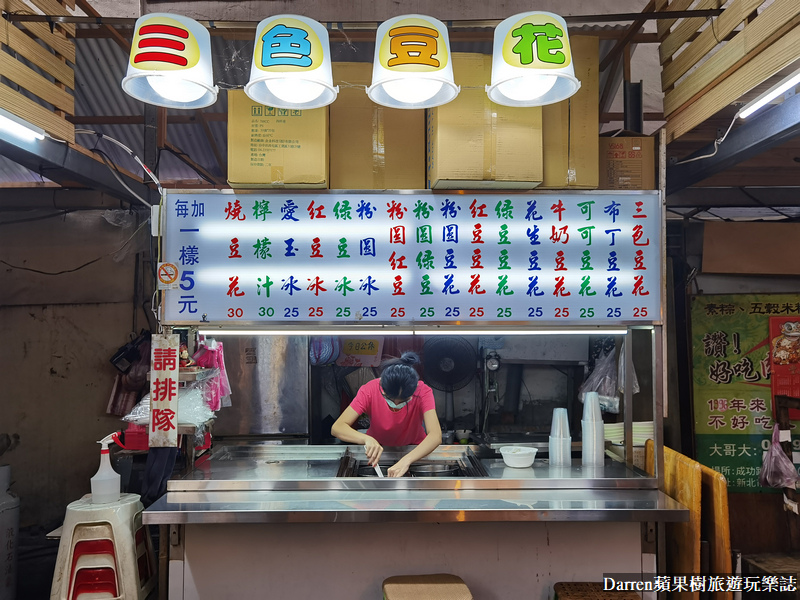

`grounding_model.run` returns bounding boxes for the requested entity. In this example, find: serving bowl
[499,446,537,468]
